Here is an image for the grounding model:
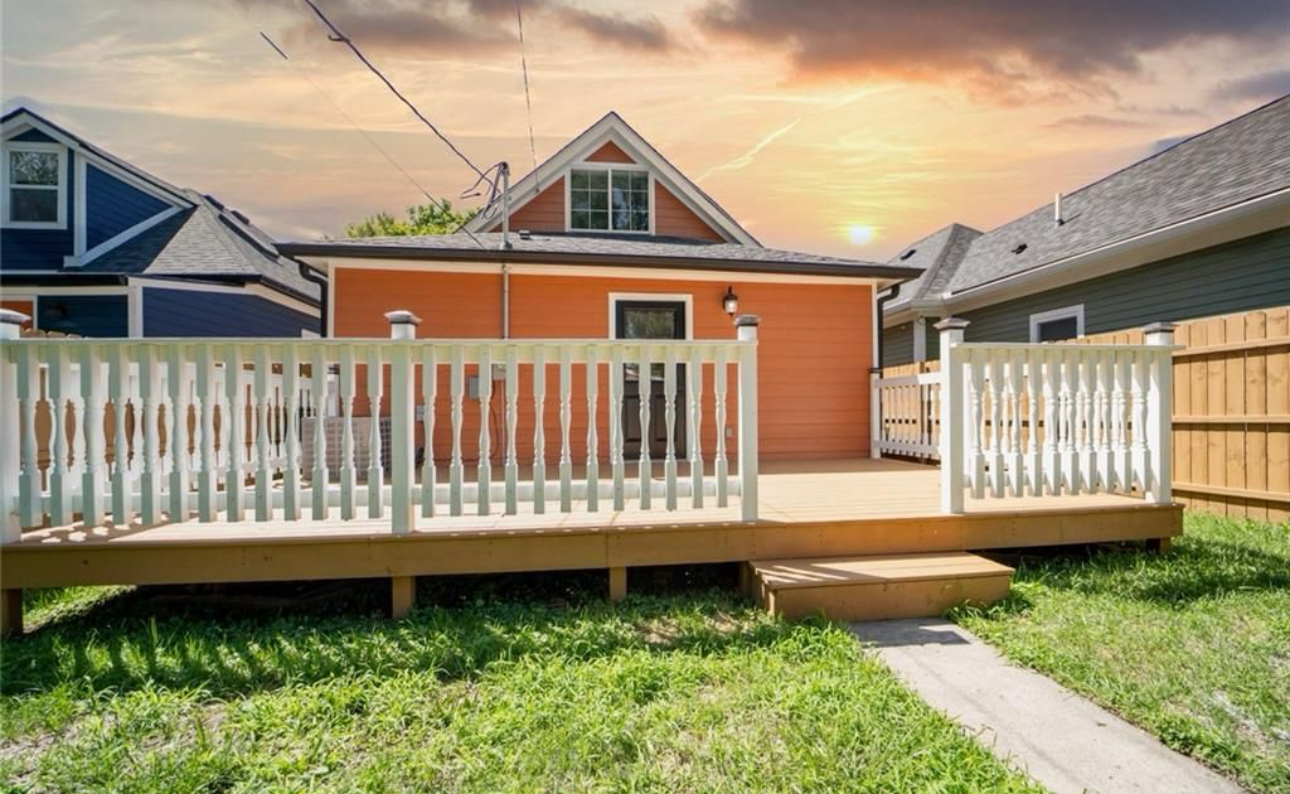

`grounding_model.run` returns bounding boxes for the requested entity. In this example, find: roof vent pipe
[1054,192,1065,226]
[499,161,513,251]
